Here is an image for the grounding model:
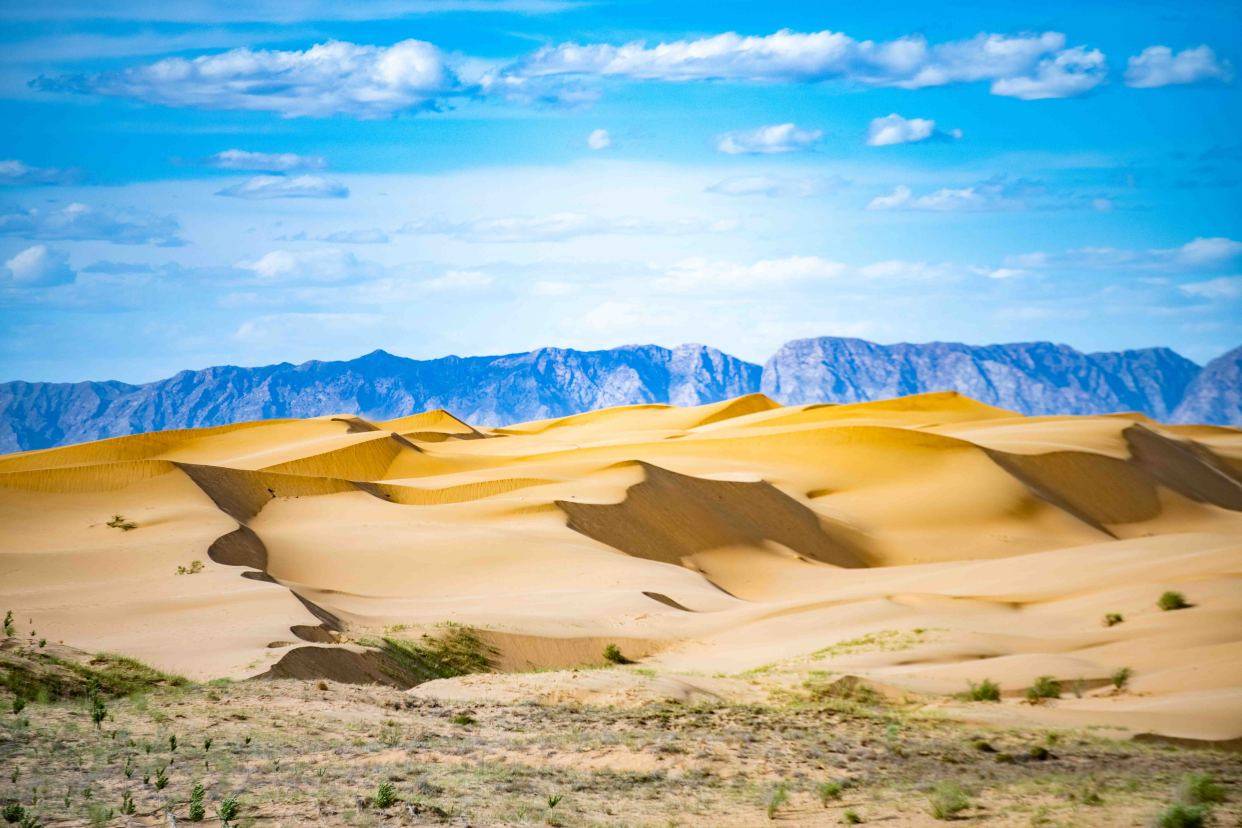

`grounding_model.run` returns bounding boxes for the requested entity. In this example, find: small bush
[842,811,862,825]
[106,515,137,531]
[89,694,107,728]
[818,780,844,806]
[3,804,26,824]
[603,643,633,665]
[369,623,498,687]
[86,804,112,827]
[967,678,1001,702]
[1103,612,1124,627]
[119,791,135,816]
[1158,591,1190,611]
[153,766,169,791]
[929,782,970,820]
[1026,676,1061,702]
[766,783,789,820]
[176,560,204,575]
[374,781,397,809]
[1111,667,1133,691]
[216,796,240,827]
[1178,773,1225,806]
[3,611,13,637]
[11,696,26,715]
[547,794,562,809]
[188,783,205,821]
[1155,803,1208,828]
[450,712,475,726]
